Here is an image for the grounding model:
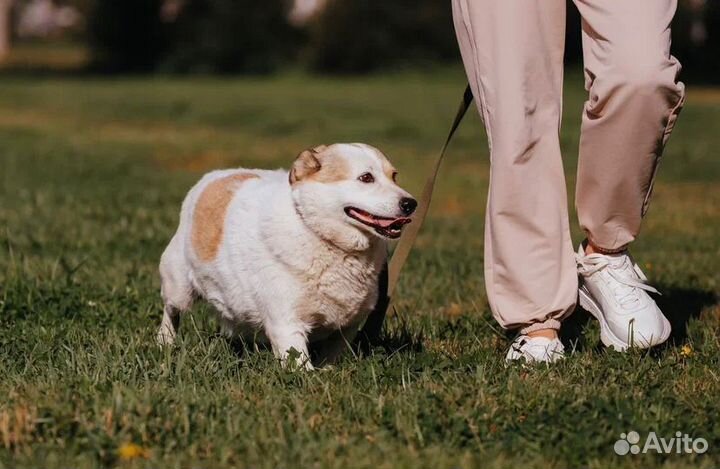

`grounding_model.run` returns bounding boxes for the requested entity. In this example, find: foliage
[86,0,166,72]
[86,0,298,74]
[306,0,458,73]
[672,0,720,84]
[79,0,719,80]
[162,0,300,74]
